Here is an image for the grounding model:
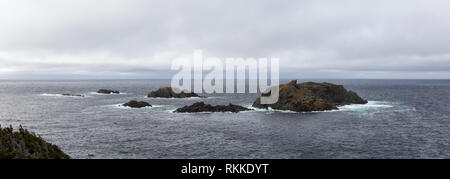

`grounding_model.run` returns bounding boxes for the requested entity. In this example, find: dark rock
[175,102,251,113]
[0,125,70,159]
[97,89,120,94]
[122,100,152,108]
[252,80,368,112]
[62,93,84,97]
[147,87,205,98]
